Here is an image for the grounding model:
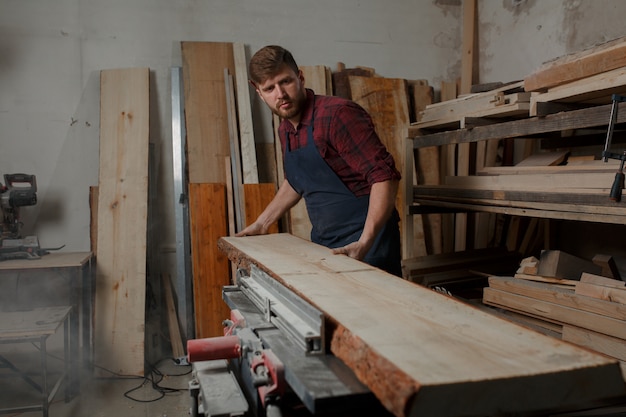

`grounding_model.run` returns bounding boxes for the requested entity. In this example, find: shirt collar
[299,89,315,128]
